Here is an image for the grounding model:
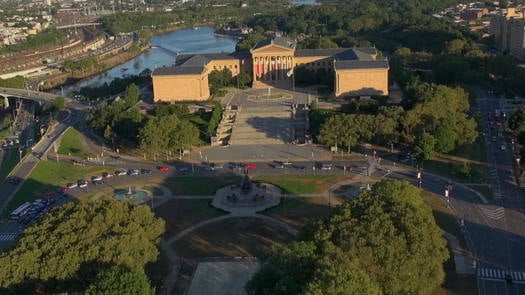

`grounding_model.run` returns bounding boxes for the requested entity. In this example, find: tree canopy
[0,199,165,293]
[139,113,199,153]
[247,180,448,295]
[84,265,155,295]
